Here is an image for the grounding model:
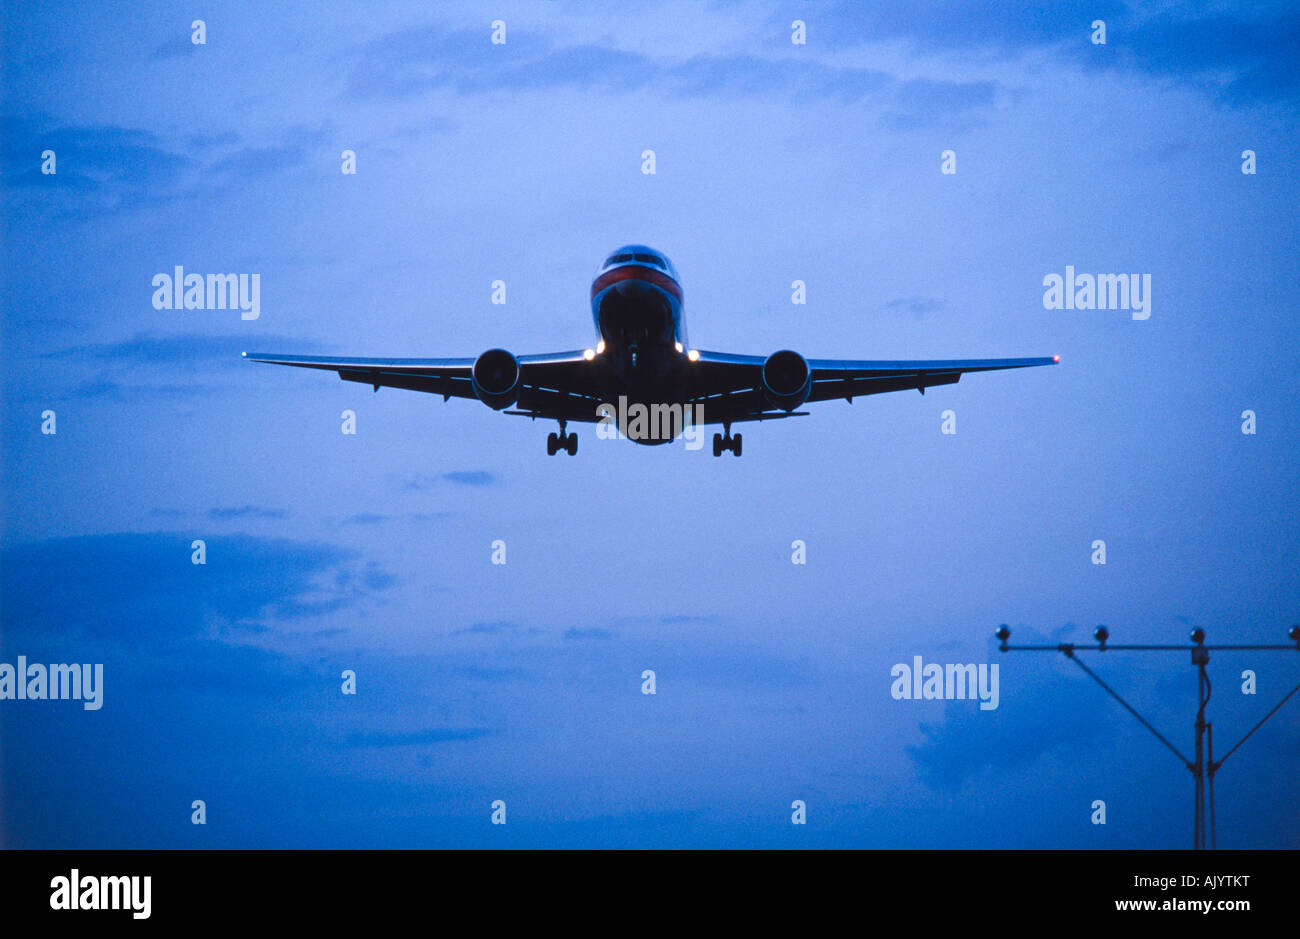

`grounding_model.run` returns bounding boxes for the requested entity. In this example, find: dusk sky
[2,1,1297,848]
